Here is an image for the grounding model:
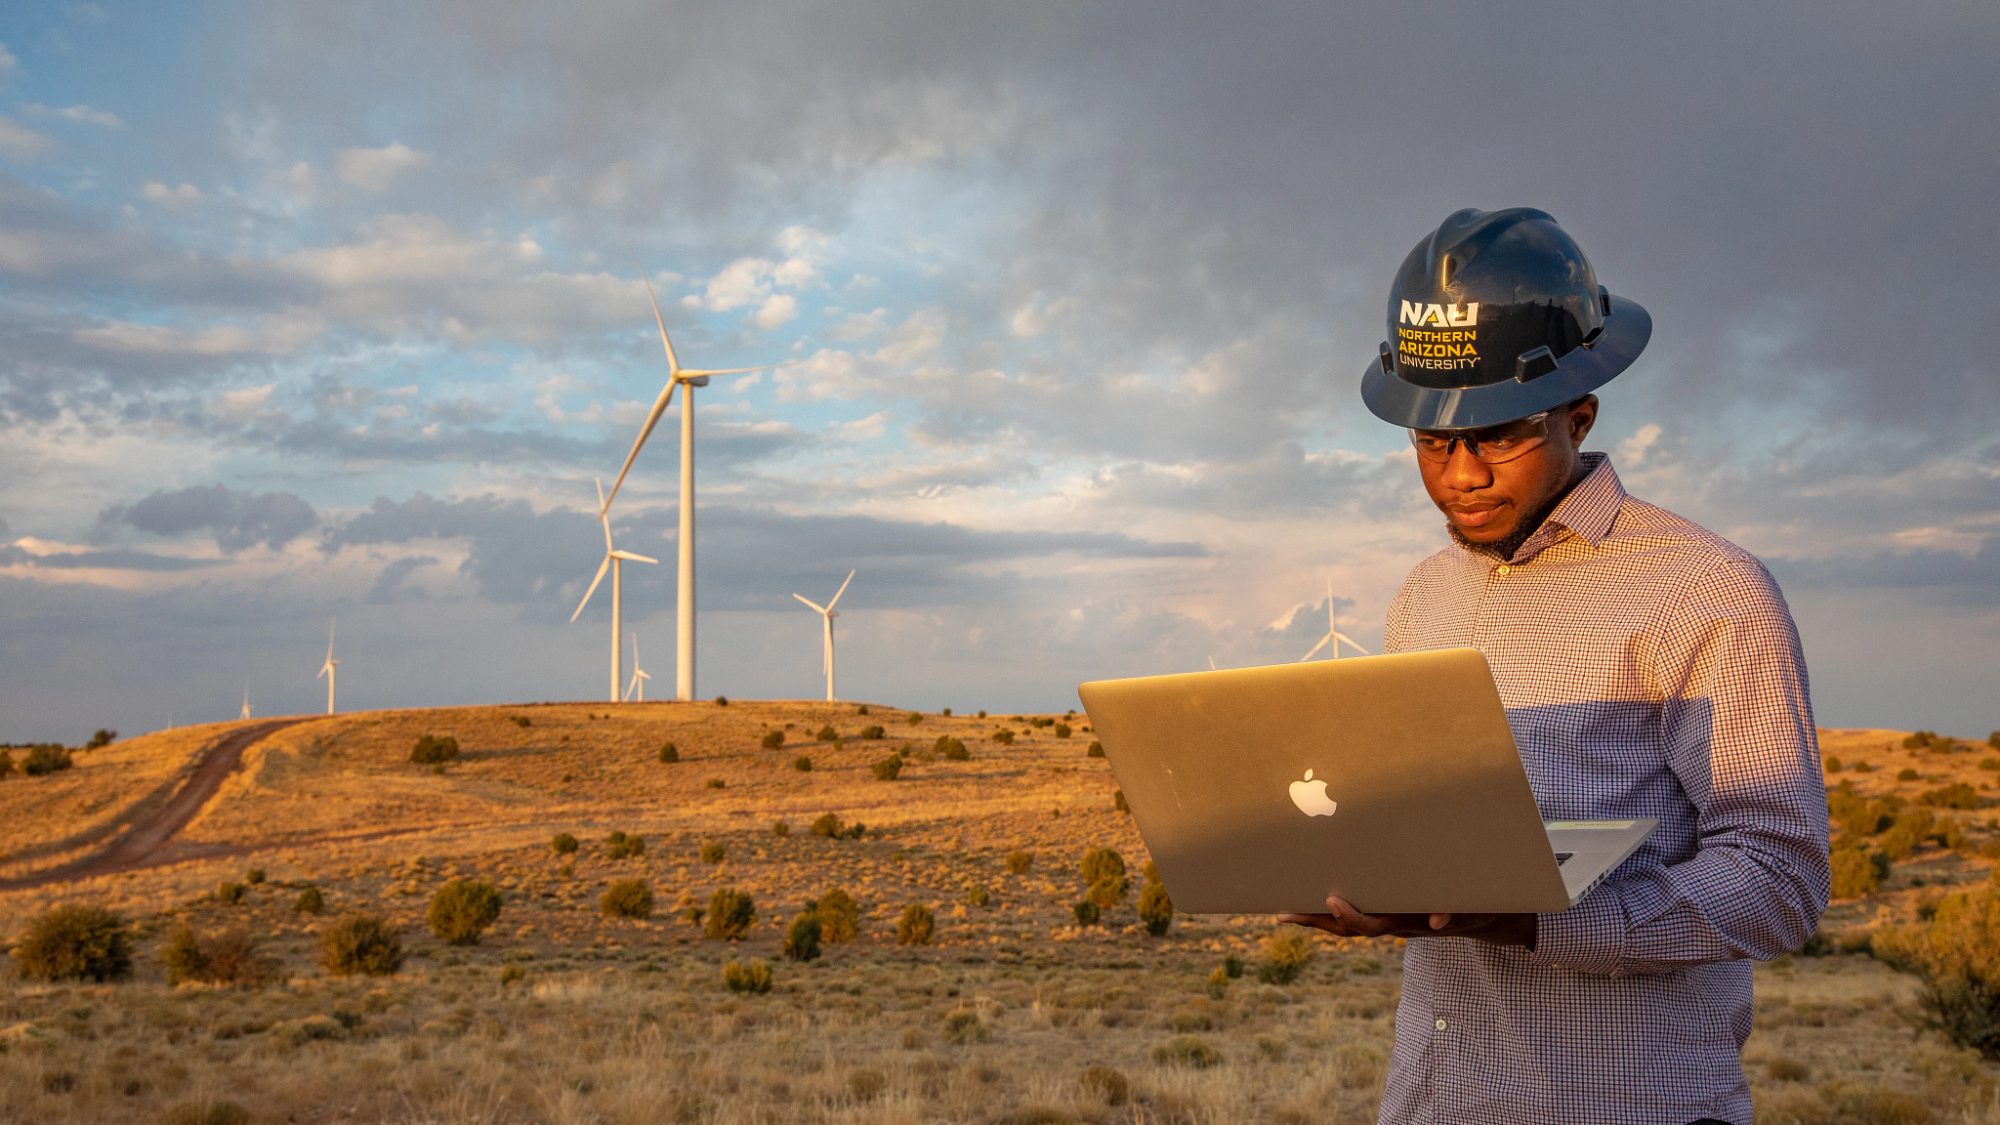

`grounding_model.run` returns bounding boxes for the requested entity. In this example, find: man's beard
[1447,487,1572,562]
